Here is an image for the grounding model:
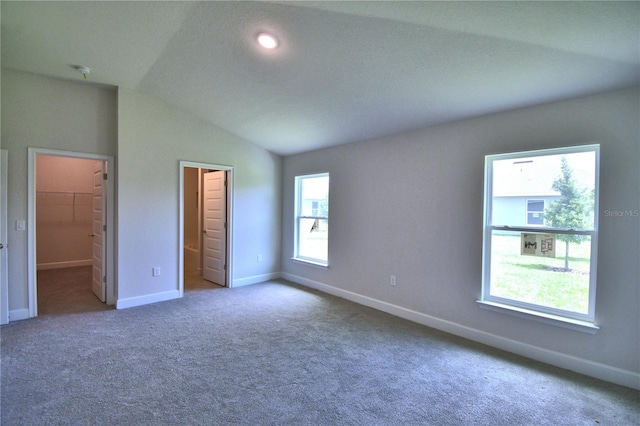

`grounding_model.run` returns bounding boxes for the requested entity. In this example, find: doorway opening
[179,162,233,295]
[27,148,115,318]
